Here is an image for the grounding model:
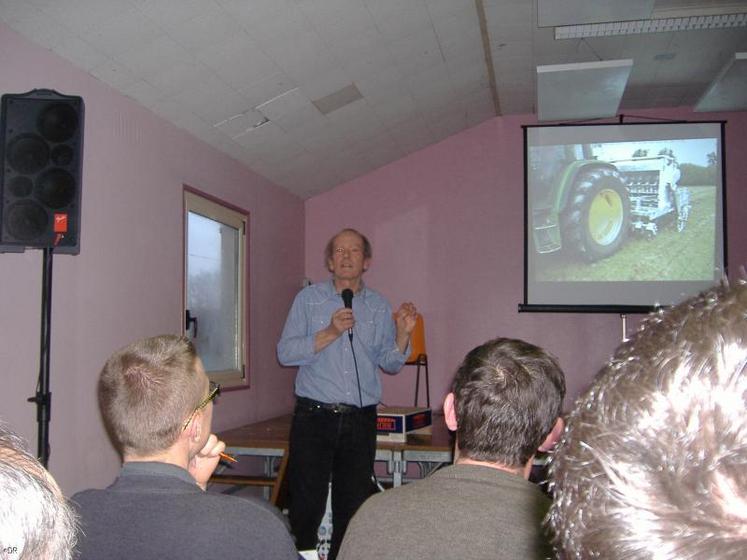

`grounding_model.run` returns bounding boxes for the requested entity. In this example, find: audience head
[98,335,208,457]
[549,280,747,559]
[0,422,78,560]
[445,337,566,468]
